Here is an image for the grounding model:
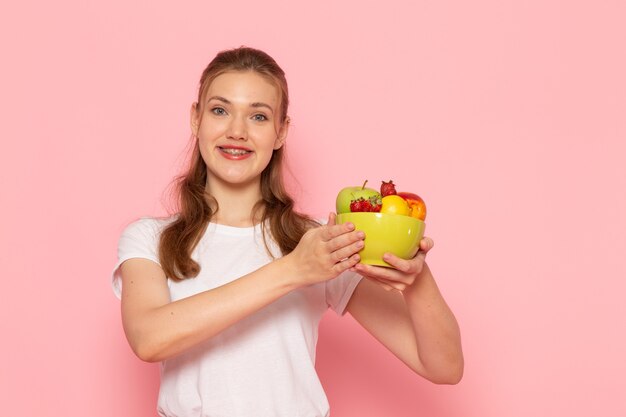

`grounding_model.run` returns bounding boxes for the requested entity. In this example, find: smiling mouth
[218,147,253,156]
